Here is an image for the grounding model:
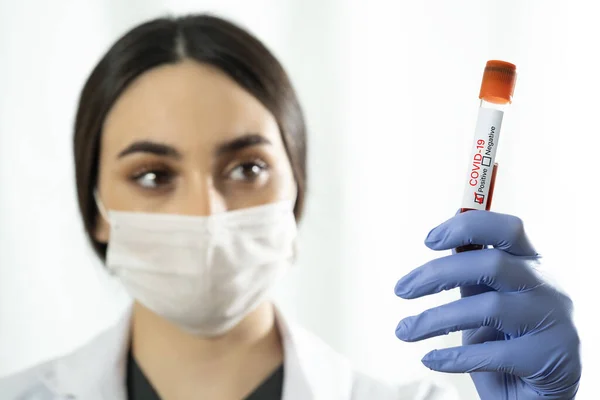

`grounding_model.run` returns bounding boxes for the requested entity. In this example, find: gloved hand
[394,211,581,399]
